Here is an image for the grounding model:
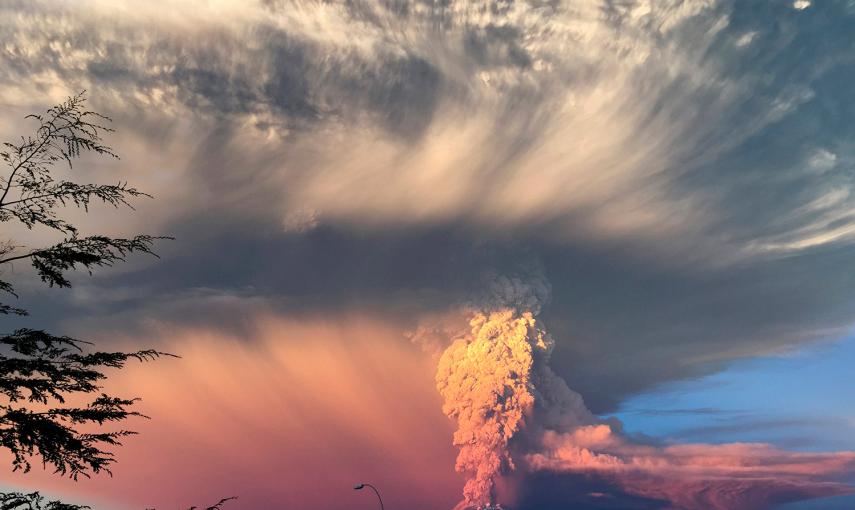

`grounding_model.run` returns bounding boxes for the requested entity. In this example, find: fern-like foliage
[0,93,225,508]
[0,90,169,309]
[0,330,173,479]
[1,491,89,510]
